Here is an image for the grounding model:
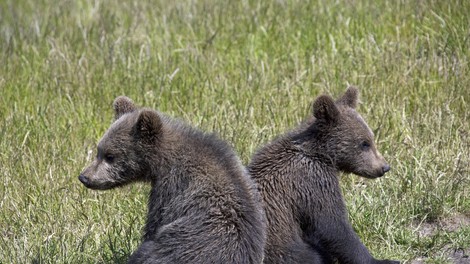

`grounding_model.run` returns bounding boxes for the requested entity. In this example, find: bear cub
[79,96,266,264]
[248,87,399,263]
